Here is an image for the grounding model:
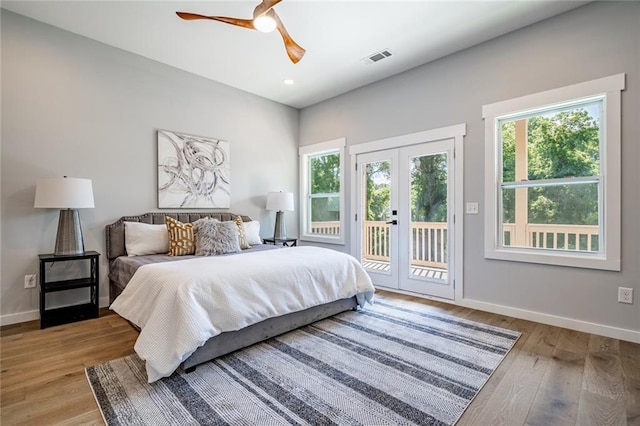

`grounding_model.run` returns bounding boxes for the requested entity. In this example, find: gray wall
[299,2,639,333]
[1,11,299,320]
